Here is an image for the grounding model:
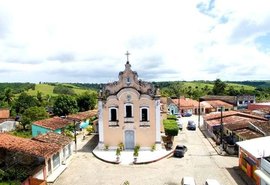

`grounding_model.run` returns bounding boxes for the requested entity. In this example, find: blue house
[32,117,71,137]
